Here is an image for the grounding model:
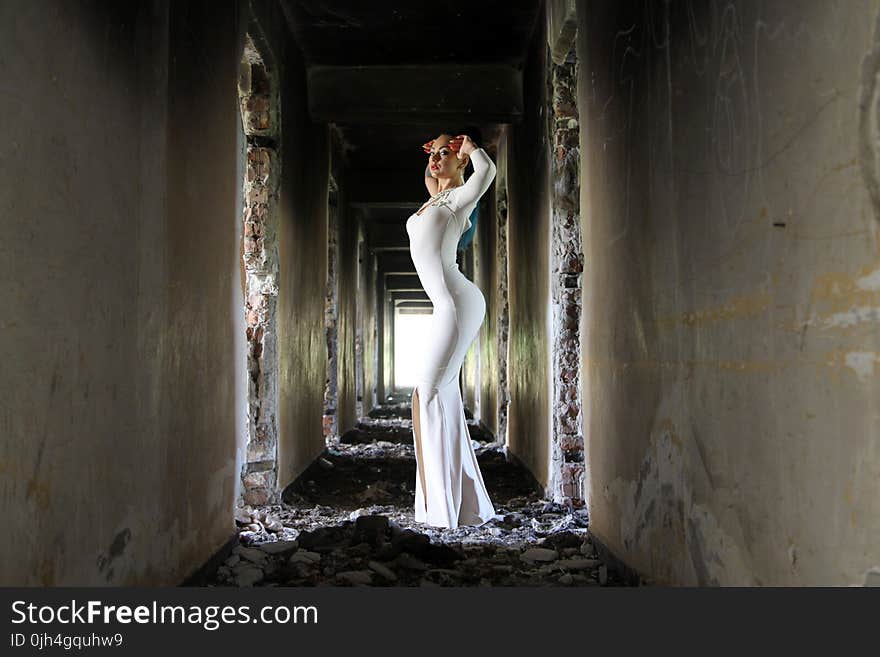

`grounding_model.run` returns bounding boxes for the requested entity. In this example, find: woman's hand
[449,135,477,158]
